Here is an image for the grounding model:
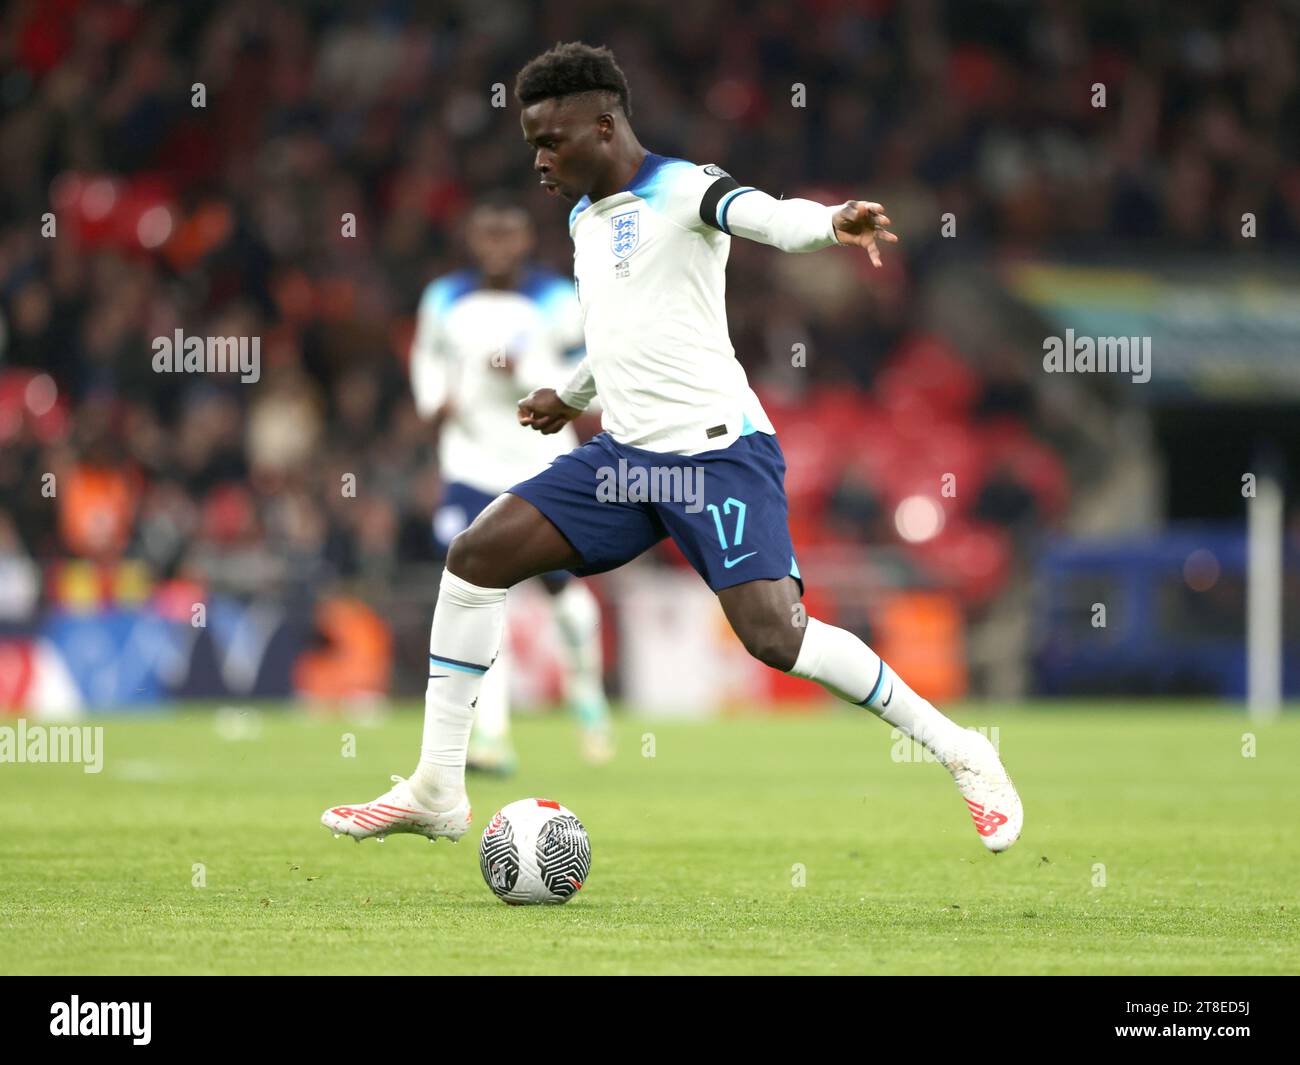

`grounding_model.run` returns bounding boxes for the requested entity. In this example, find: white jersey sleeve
[660,162,840,252]
[557,357,598,411]
[718,188,840,252]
